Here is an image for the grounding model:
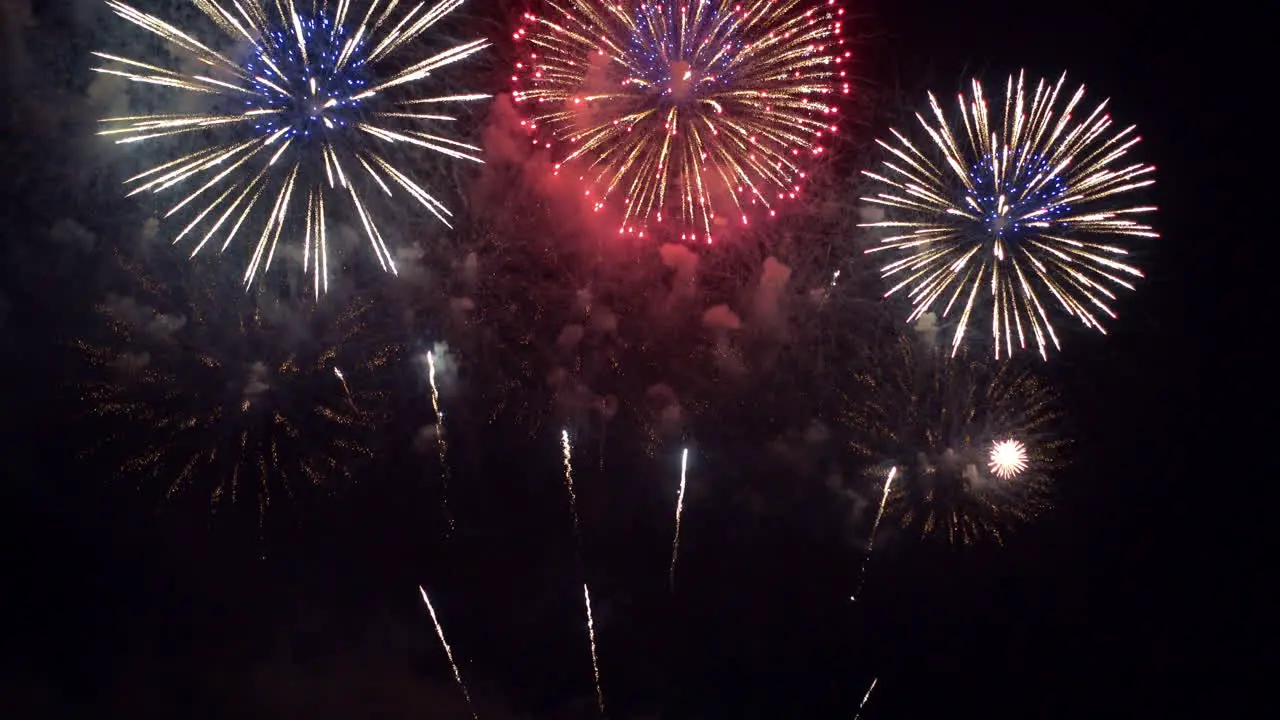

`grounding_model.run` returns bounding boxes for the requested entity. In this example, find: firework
[853,677,877,720]
[418,586,478,719]
[426,348,455,533]
[669,446,688,590]
[561,428,583,537]
[843,336,1064,545]
[860,71,1158,359]
[75,256,396,529]
[512,0,849,243]
[94,0,489,293]
[582,582,606,715]
[850,465,893,602]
